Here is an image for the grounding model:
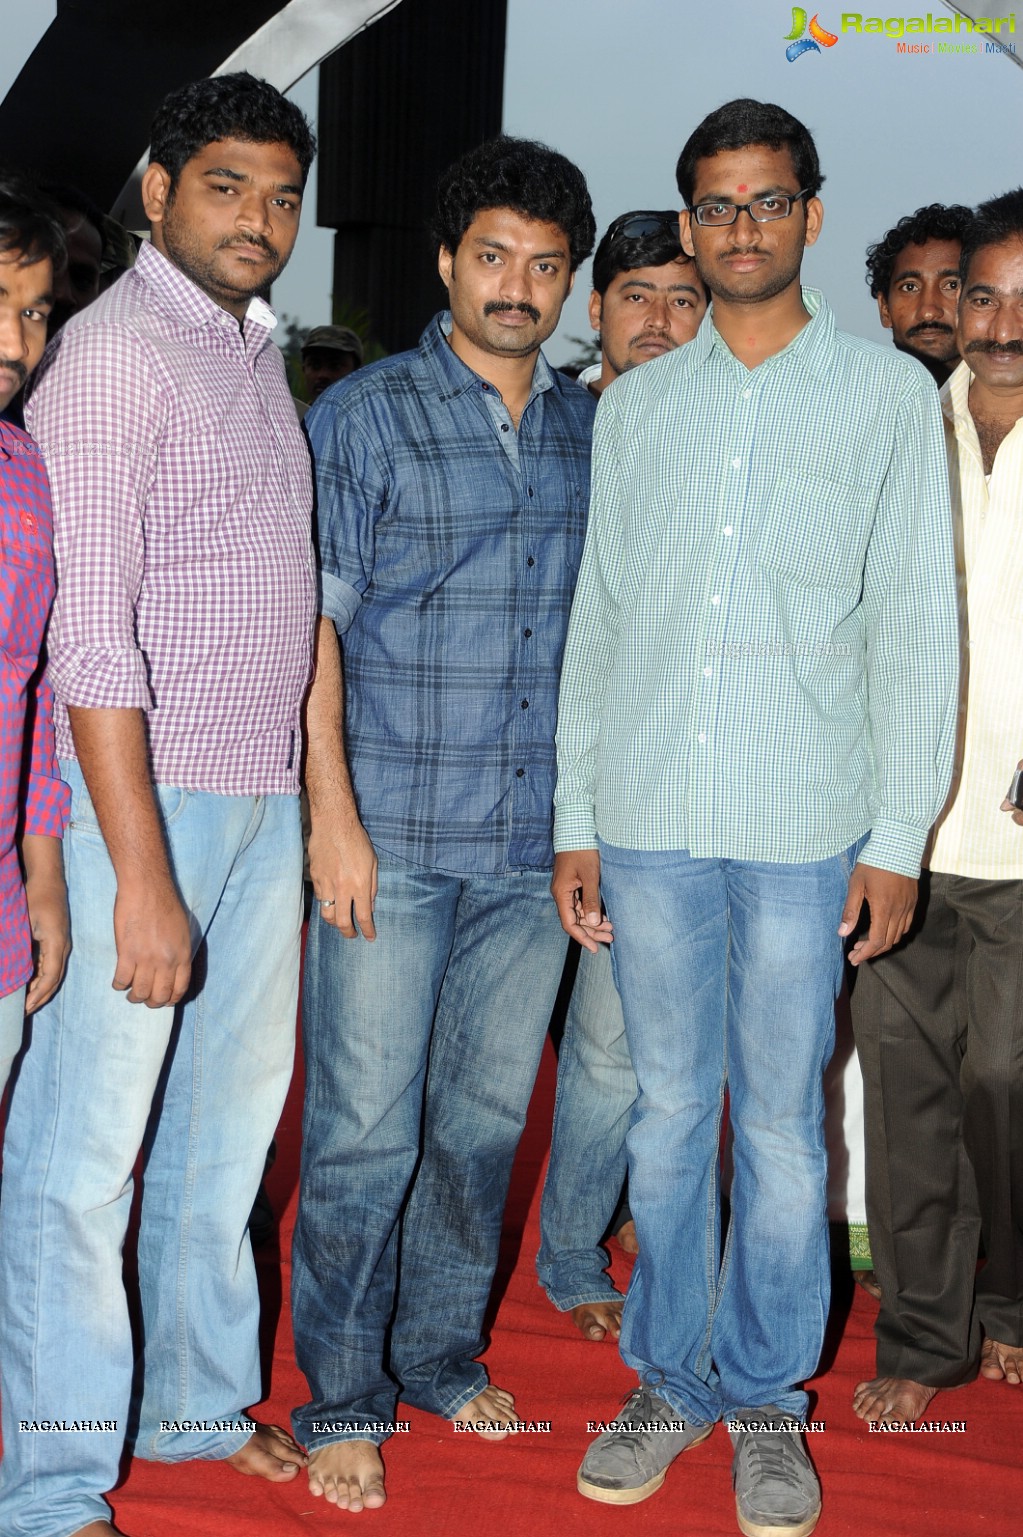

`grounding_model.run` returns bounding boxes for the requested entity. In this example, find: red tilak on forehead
[737,184,748,193]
